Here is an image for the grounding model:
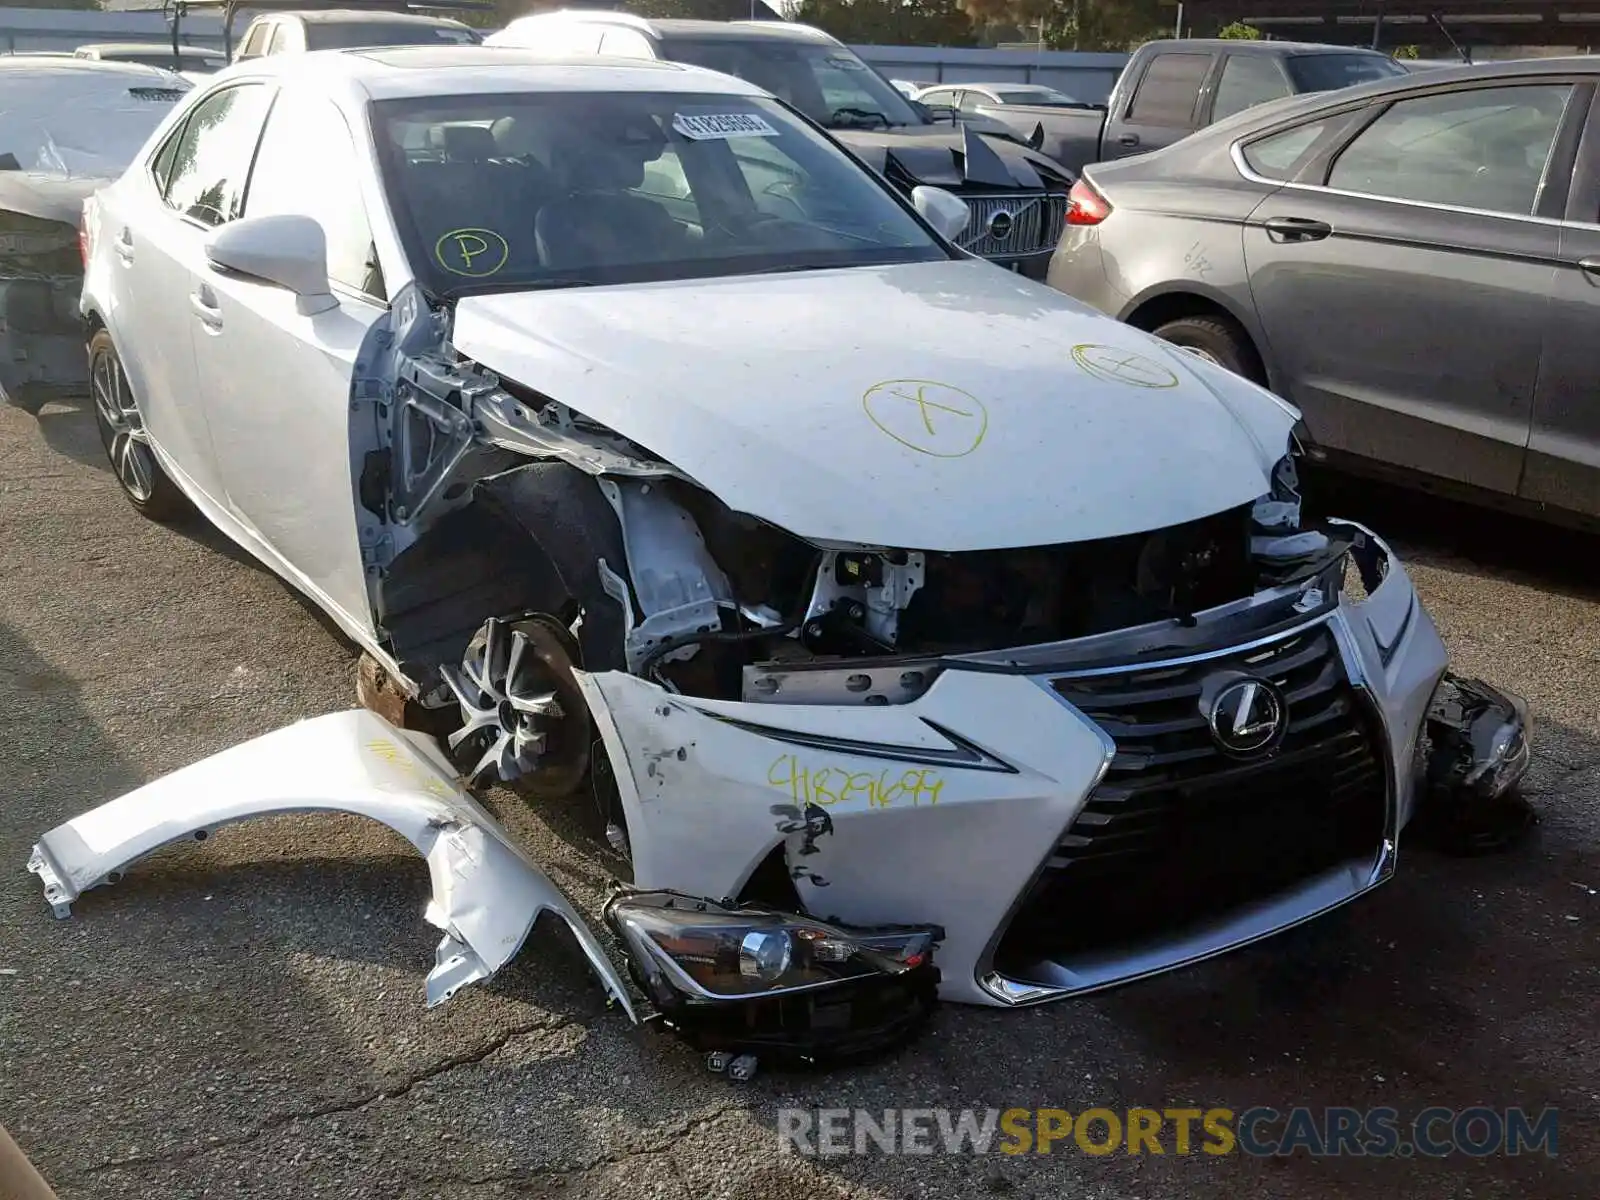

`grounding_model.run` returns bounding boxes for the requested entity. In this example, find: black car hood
[833,122,1072,191]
